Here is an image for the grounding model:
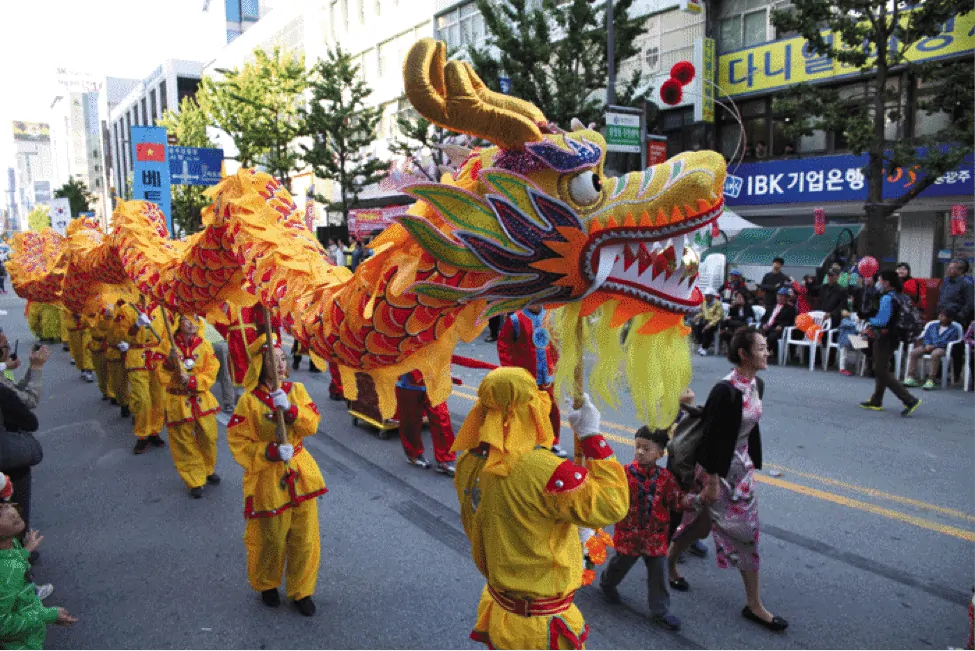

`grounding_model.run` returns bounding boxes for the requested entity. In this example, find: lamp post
[606,0,616,107]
